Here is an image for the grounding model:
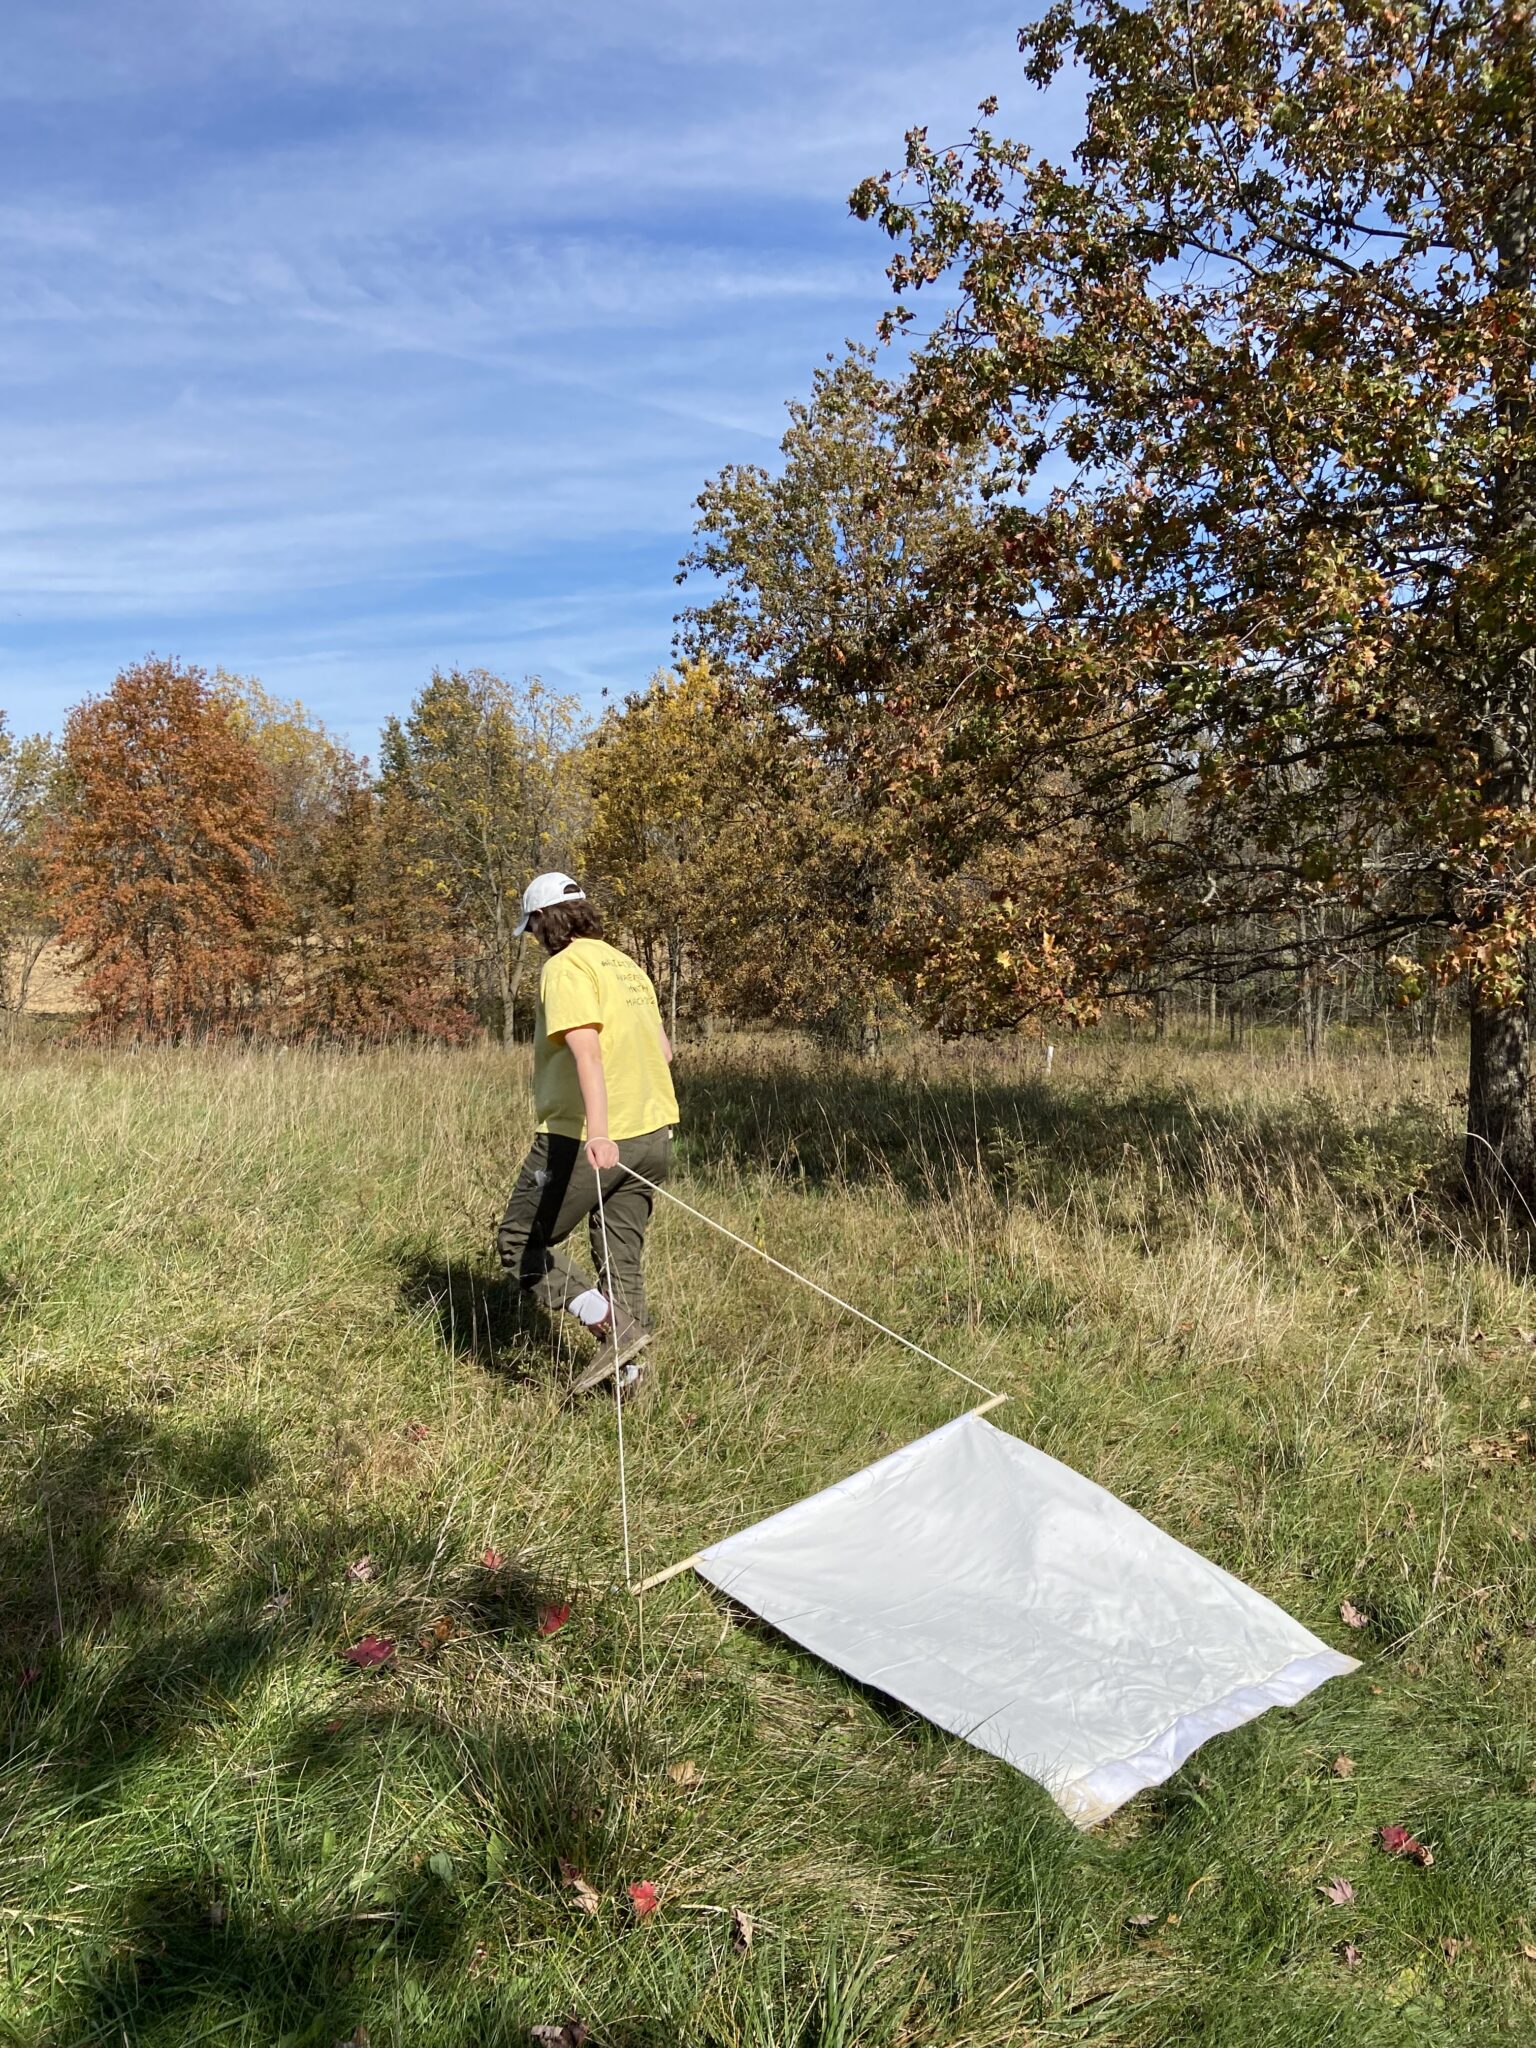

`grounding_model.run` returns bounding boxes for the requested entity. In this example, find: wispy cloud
[0,0,1080,751]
